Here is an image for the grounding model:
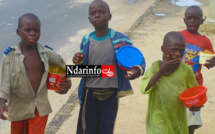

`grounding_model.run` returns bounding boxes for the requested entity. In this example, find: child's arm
[46,48,72,94]
[145,67,164,92]
[72,39,86,65]
[125,66,142,80]
[203,40,215,69]
[55,79,72,94]
[47,50,67,68]
[140,62,157,94]
[144,59,181,92]
[0,98,8,120]
[125,57,146,80]
[189,106,202,111]
[204,56,215,69]
[185,66,201,111]
[0,55,10,119]
[72,52,85,65]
